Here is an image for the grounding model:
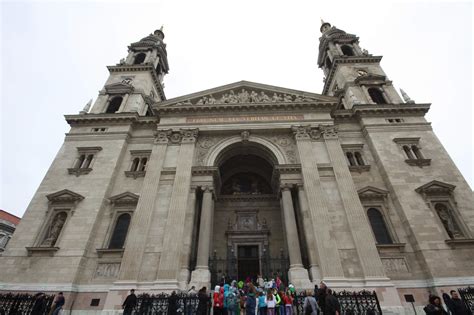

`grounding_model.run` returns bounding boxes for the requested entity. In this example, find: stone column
[280,184,312,288]
[321,126,387,280]
[156,129,198,287]
[291,126,345,280]
[178,186,197,289]
[189,186,214,289]
[118,93,129,112]
[118,129,171,281]
[297,184,321,282]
